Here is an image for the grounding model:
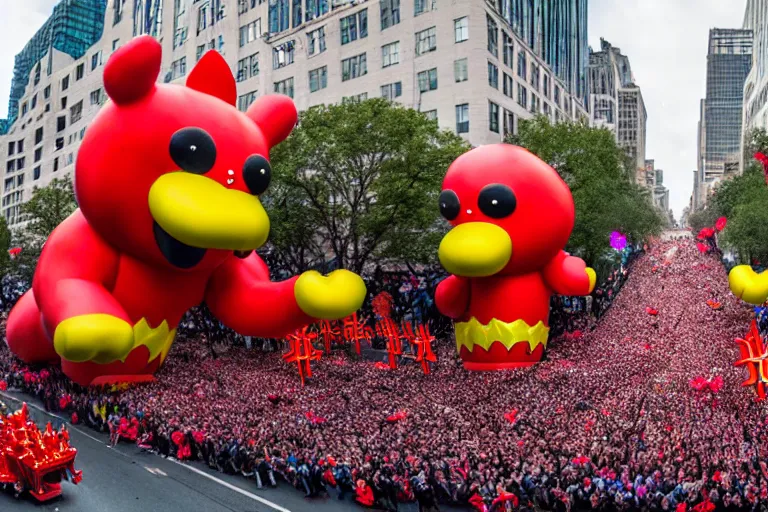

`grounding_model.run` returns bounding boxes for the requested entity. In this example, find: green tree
[7,176,77,286]
[268,99,470,274]
[506,116,664,270]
